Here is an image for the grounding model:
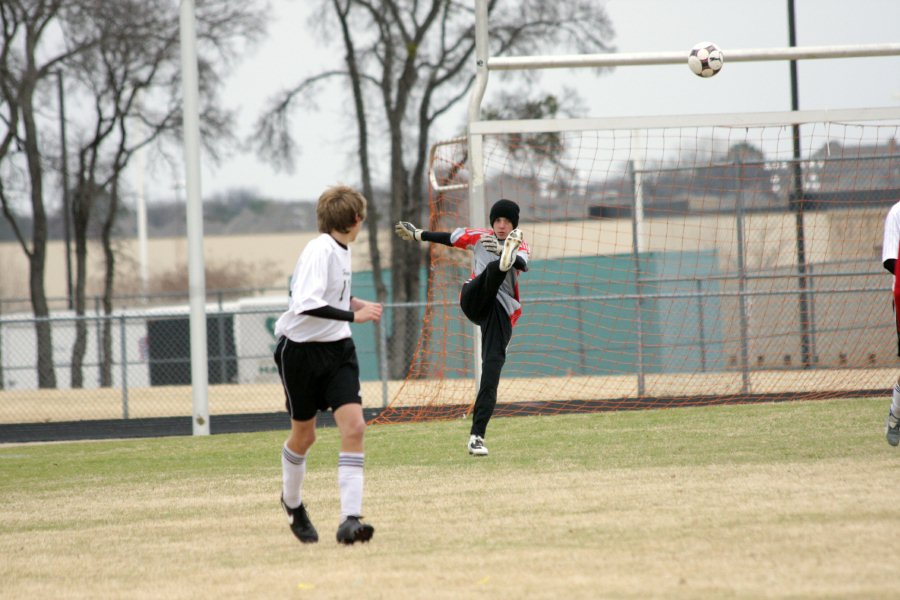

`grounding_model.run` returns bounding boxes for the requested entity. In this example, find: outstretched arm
[395,221,452,246]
